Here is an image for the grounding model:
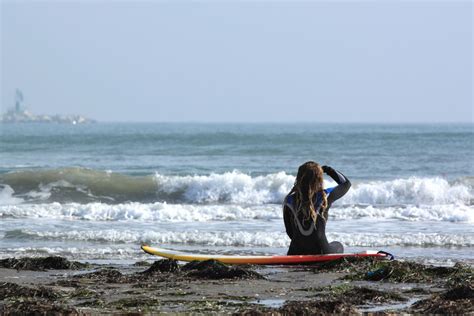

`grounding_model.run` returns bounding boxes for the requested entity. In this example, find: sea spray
[0,185,23,205]
[1,168,472,205]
